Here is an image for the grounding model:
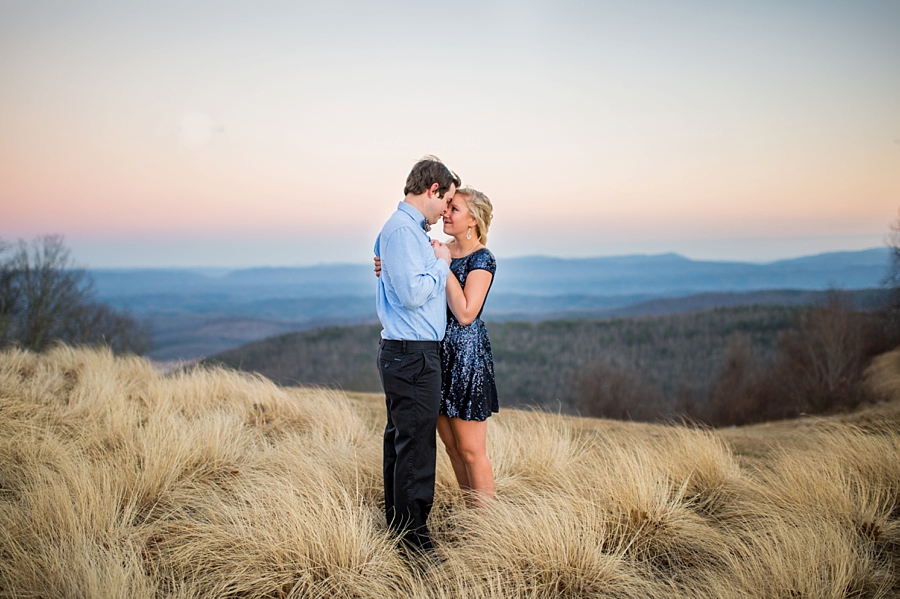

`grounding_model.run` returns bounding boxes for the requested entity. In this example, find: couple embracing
[374,156,498,553]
